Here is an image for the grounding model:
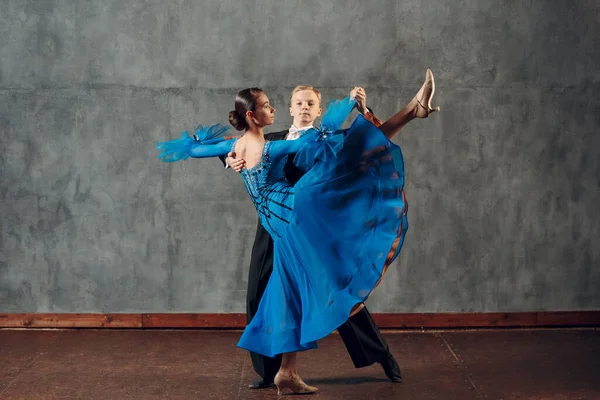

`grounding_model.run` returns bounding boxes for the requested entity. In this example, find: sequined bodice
[235,140,295,239]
